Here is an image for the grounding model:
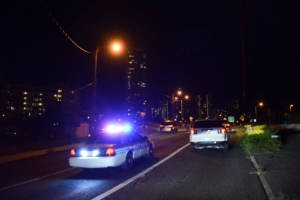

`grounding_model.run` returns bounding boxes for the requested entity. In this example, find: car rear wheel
[223,143,229,152]
[146,145,154,159]
[122,152,133,170]
[190,145,196,152]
